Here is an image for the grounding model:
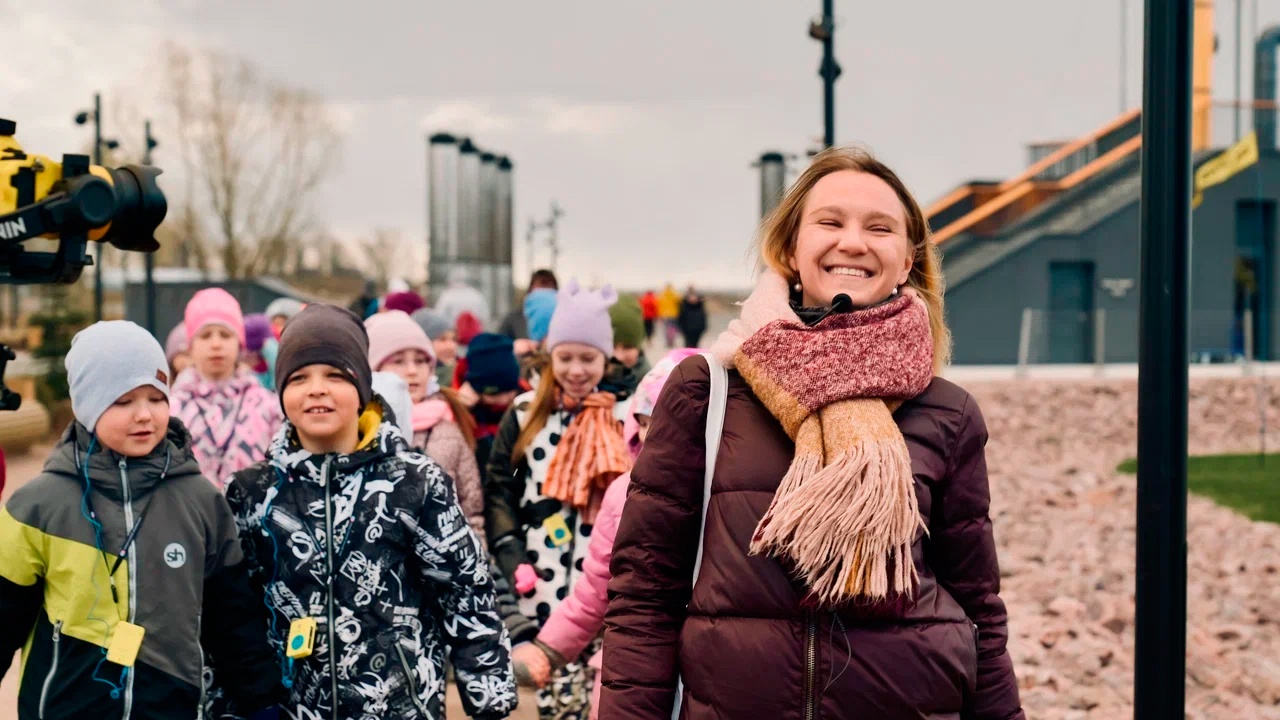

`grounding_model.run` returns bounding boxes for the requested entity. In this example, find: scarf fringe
[750,429,925,604]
